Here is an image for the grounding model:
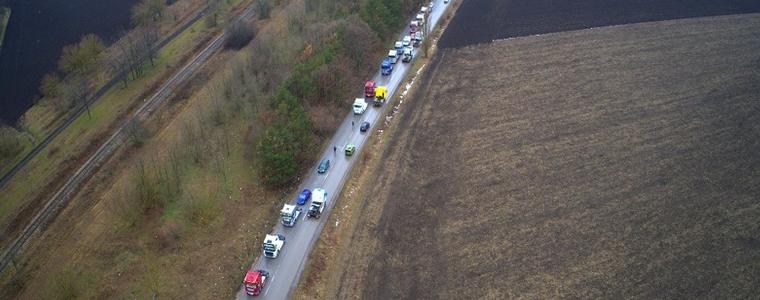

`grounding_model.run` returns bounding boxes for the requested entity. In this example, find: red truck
[243,270,270,296]
[364,80,376,98]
